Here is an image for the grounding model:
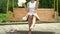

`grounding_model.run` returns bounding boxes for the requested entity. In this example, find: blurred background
[0,0,7,23]
[0,0,58,23]
[58,0,60,22]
